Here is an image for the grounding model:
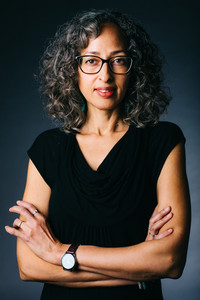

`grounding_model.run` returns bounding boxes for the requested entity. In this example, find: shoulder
[27,128,72,187]
[33,128,64,142]
[147,121,185,144]
[30,127,72,148]
[149,121,184,134]
[130,121,185,145]
[27,127,73,159]
[146,122,186,183]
